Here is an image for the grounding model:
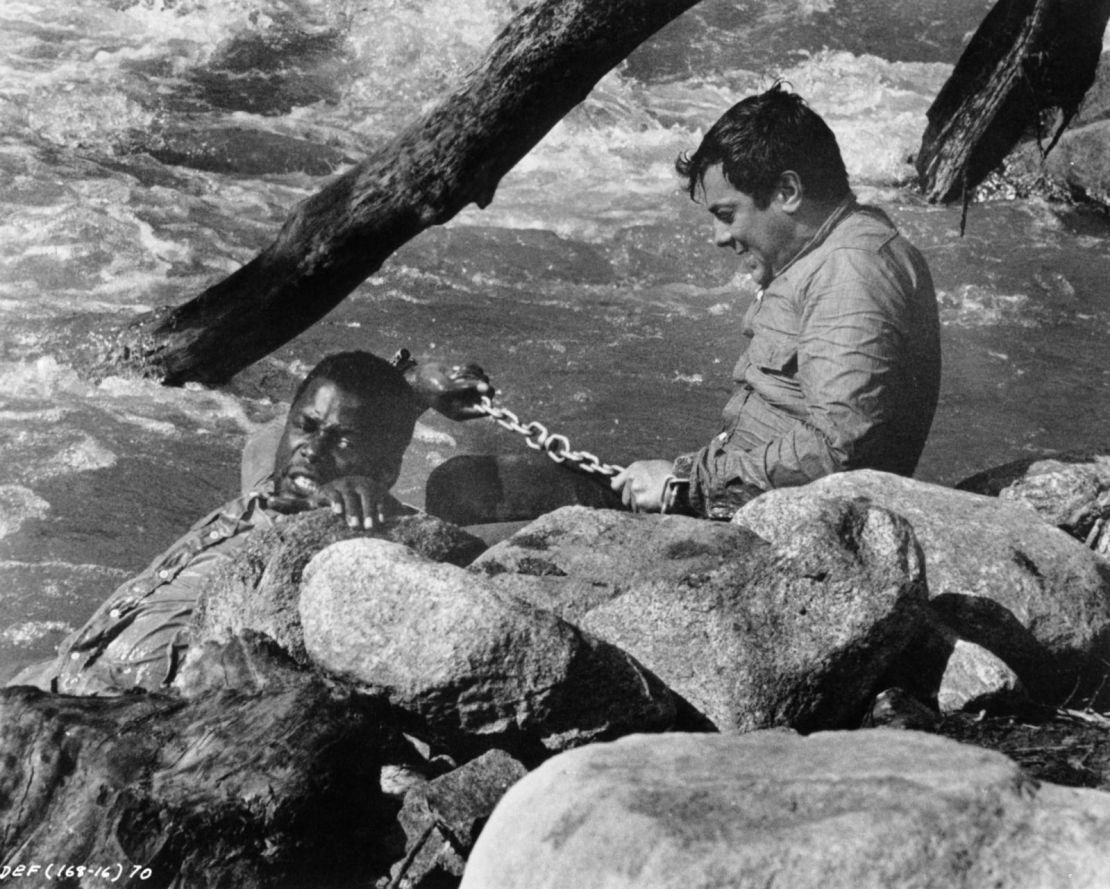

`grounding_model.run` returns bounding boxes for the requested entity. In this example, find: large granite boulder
[470,506,766,622]
[957,452,1110,555]
[735,470,1110,701]
[299,538,682,761]
[580,497,928,732]
[194,509,486,664]
[460,730,1110,889]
